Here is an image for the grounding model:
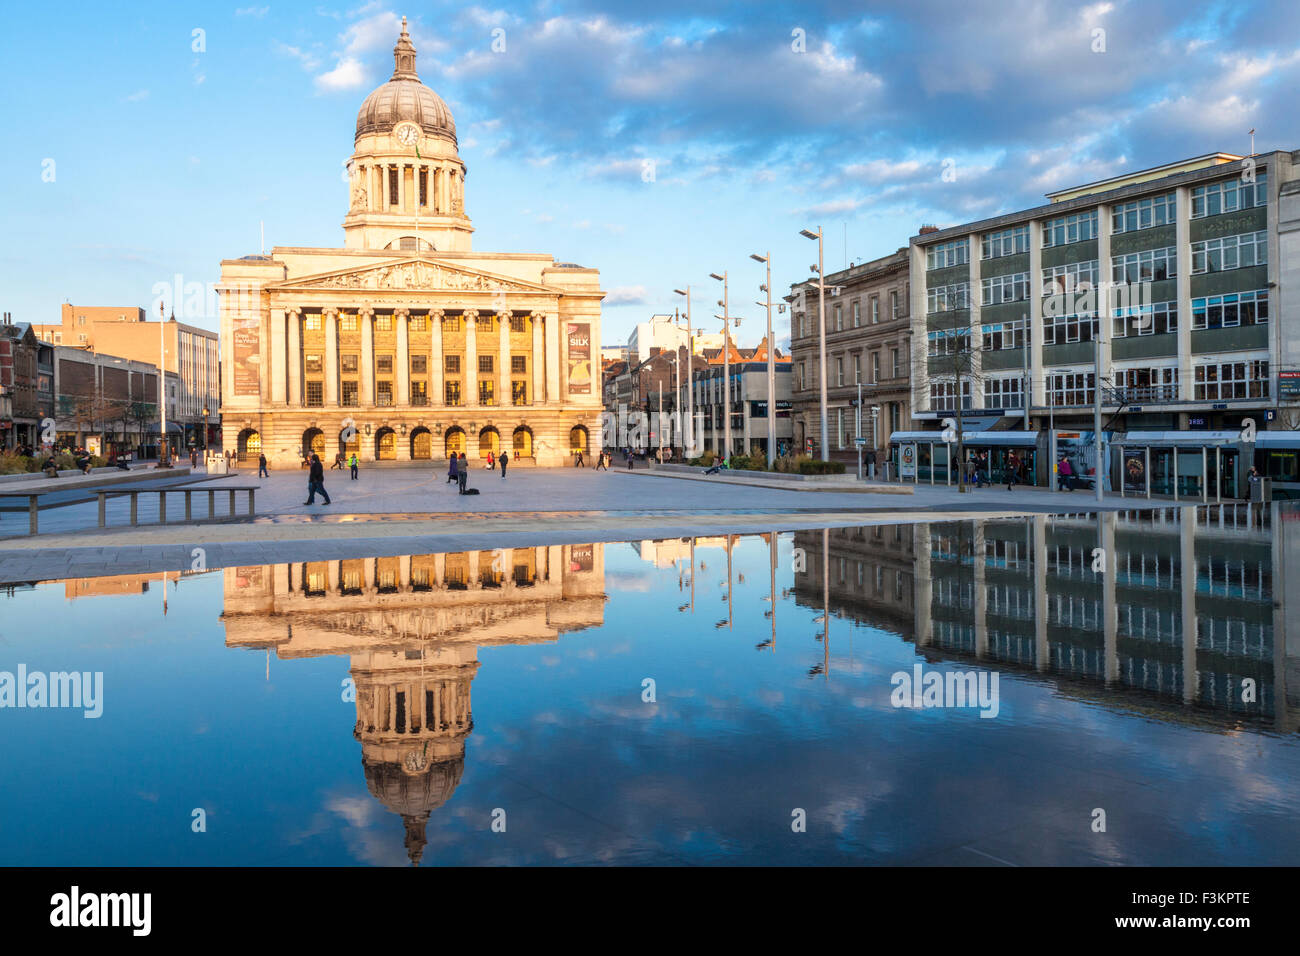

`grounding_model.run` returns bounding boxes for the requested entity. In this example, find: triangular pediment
[270,257,551,295]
